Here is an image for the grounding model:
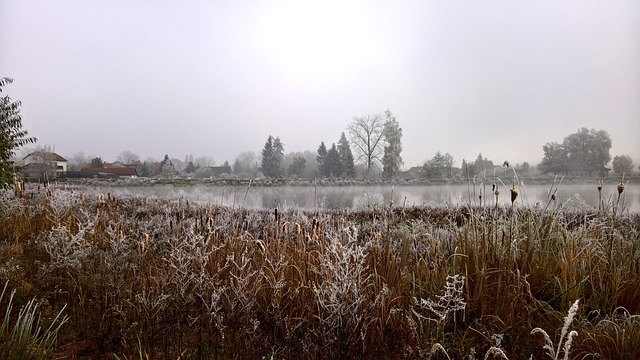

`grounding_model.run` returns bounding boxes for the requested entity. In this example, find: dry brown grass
[0,186,639,359]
